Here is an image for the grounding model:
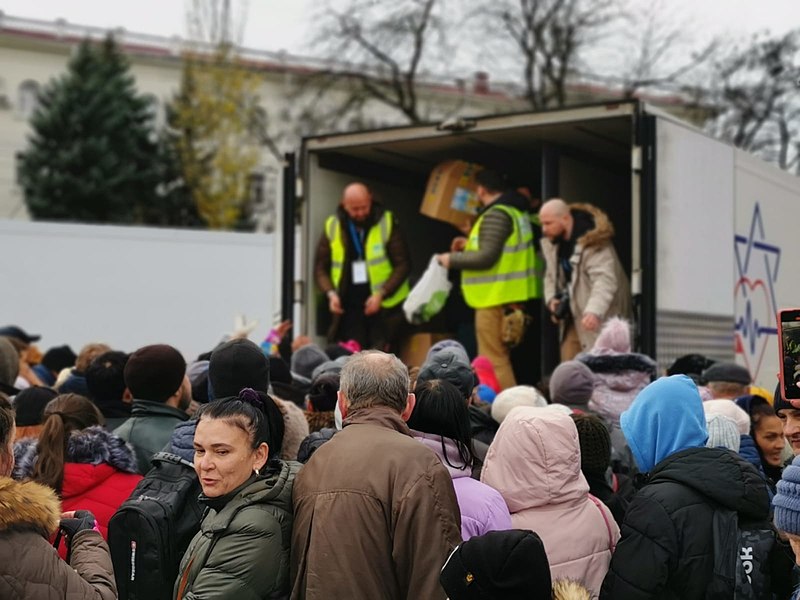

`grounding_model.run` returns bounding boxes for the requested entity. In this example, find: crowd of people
[2,180,800,599]
[1,315,800,599]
